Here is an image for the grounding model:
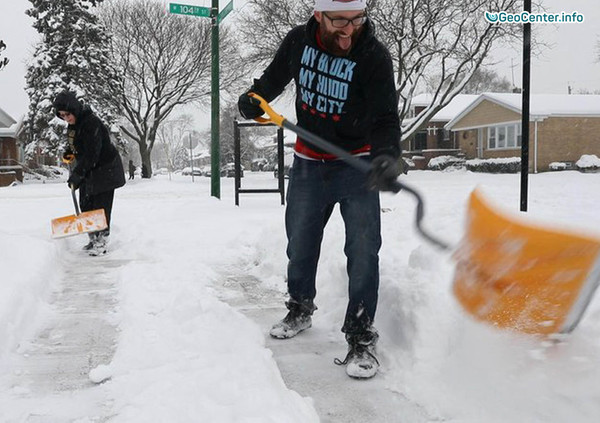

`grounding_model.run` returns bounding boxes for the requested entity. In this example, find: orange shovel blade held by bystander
[453,189,600,335]
[51,187,108,238]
